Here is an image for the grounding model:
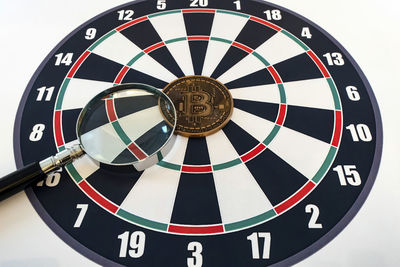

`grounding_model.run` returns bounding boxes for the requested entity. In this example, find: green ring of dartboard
[14,0,382,266]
